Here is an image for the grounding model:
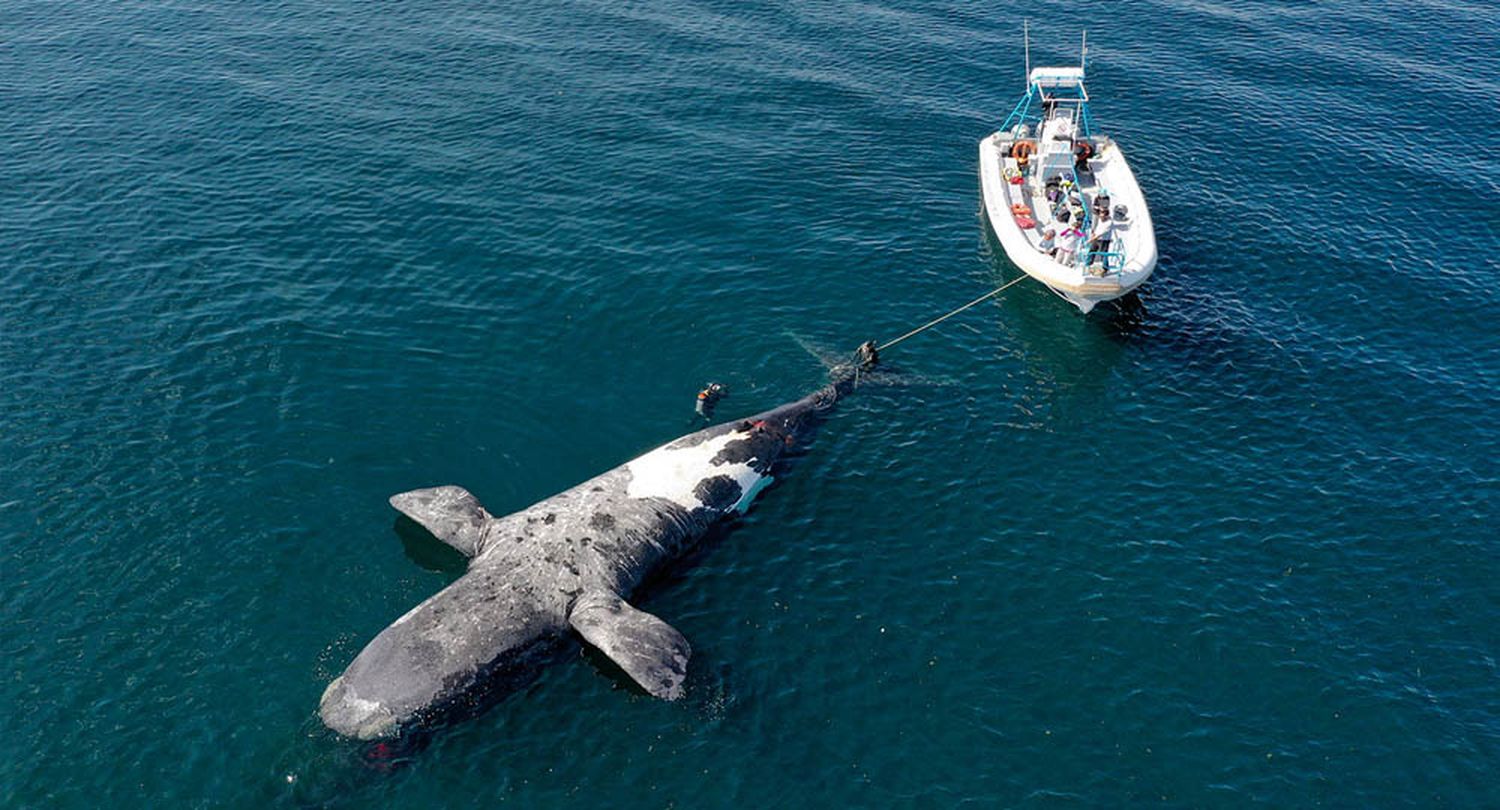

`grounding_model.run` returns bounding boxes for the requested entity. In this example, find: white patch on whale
[626,430,763,512]
[735,474,773,512]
